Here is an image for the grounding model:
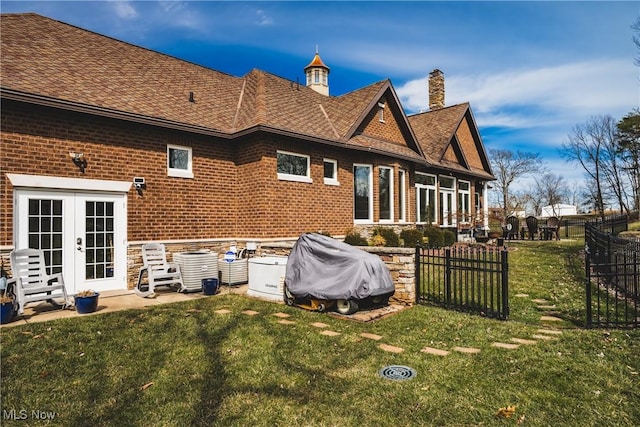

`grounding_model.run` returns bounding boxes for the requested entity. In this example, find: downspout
[483,182,490,229]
